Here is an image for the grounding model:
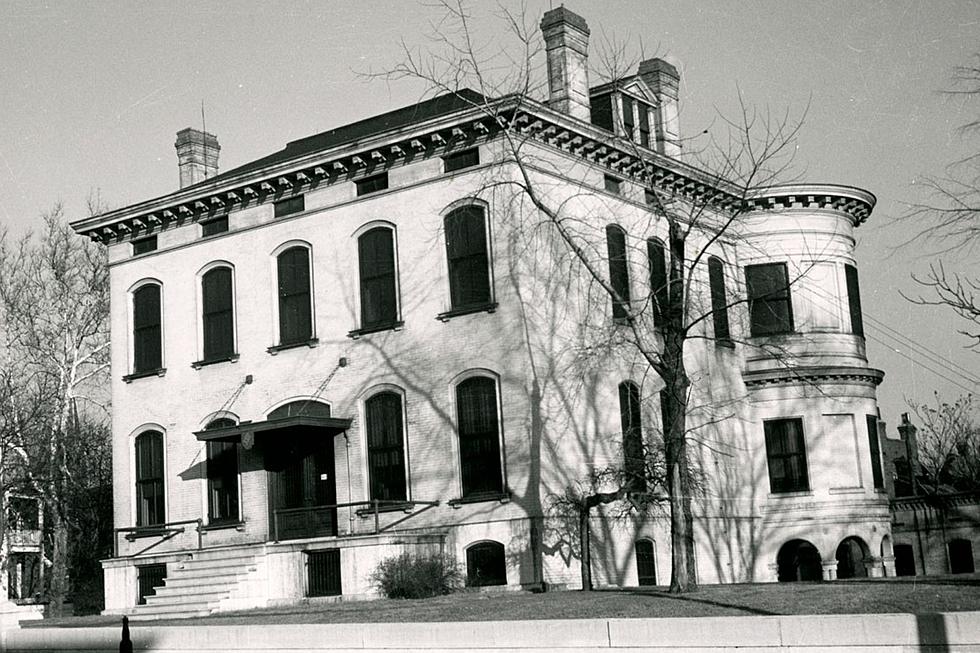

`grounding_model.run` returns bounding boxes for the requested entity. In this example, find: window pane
[443,149,480,173]
[274,195,305,218]
[647,238,668,319]
[201,216,228,237]
[133,285,162,373]
[366,392,406,501]
[746,263,794,336]
[606,225,630,320]
[355,174,389,196]
[445,207,491,309]
[708,257,731,341]
[358,228,398,328]
[277,247,312,344]
[764,418,808,493]
[132,236,157,256]
[135,432,164,526]
[207,438,239,523]
[619,382,645,492]
[202,268,234,359]
[866,414,884,490]
[845,264,864,337]
[591,94,614,131]
[457,377,503,497]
